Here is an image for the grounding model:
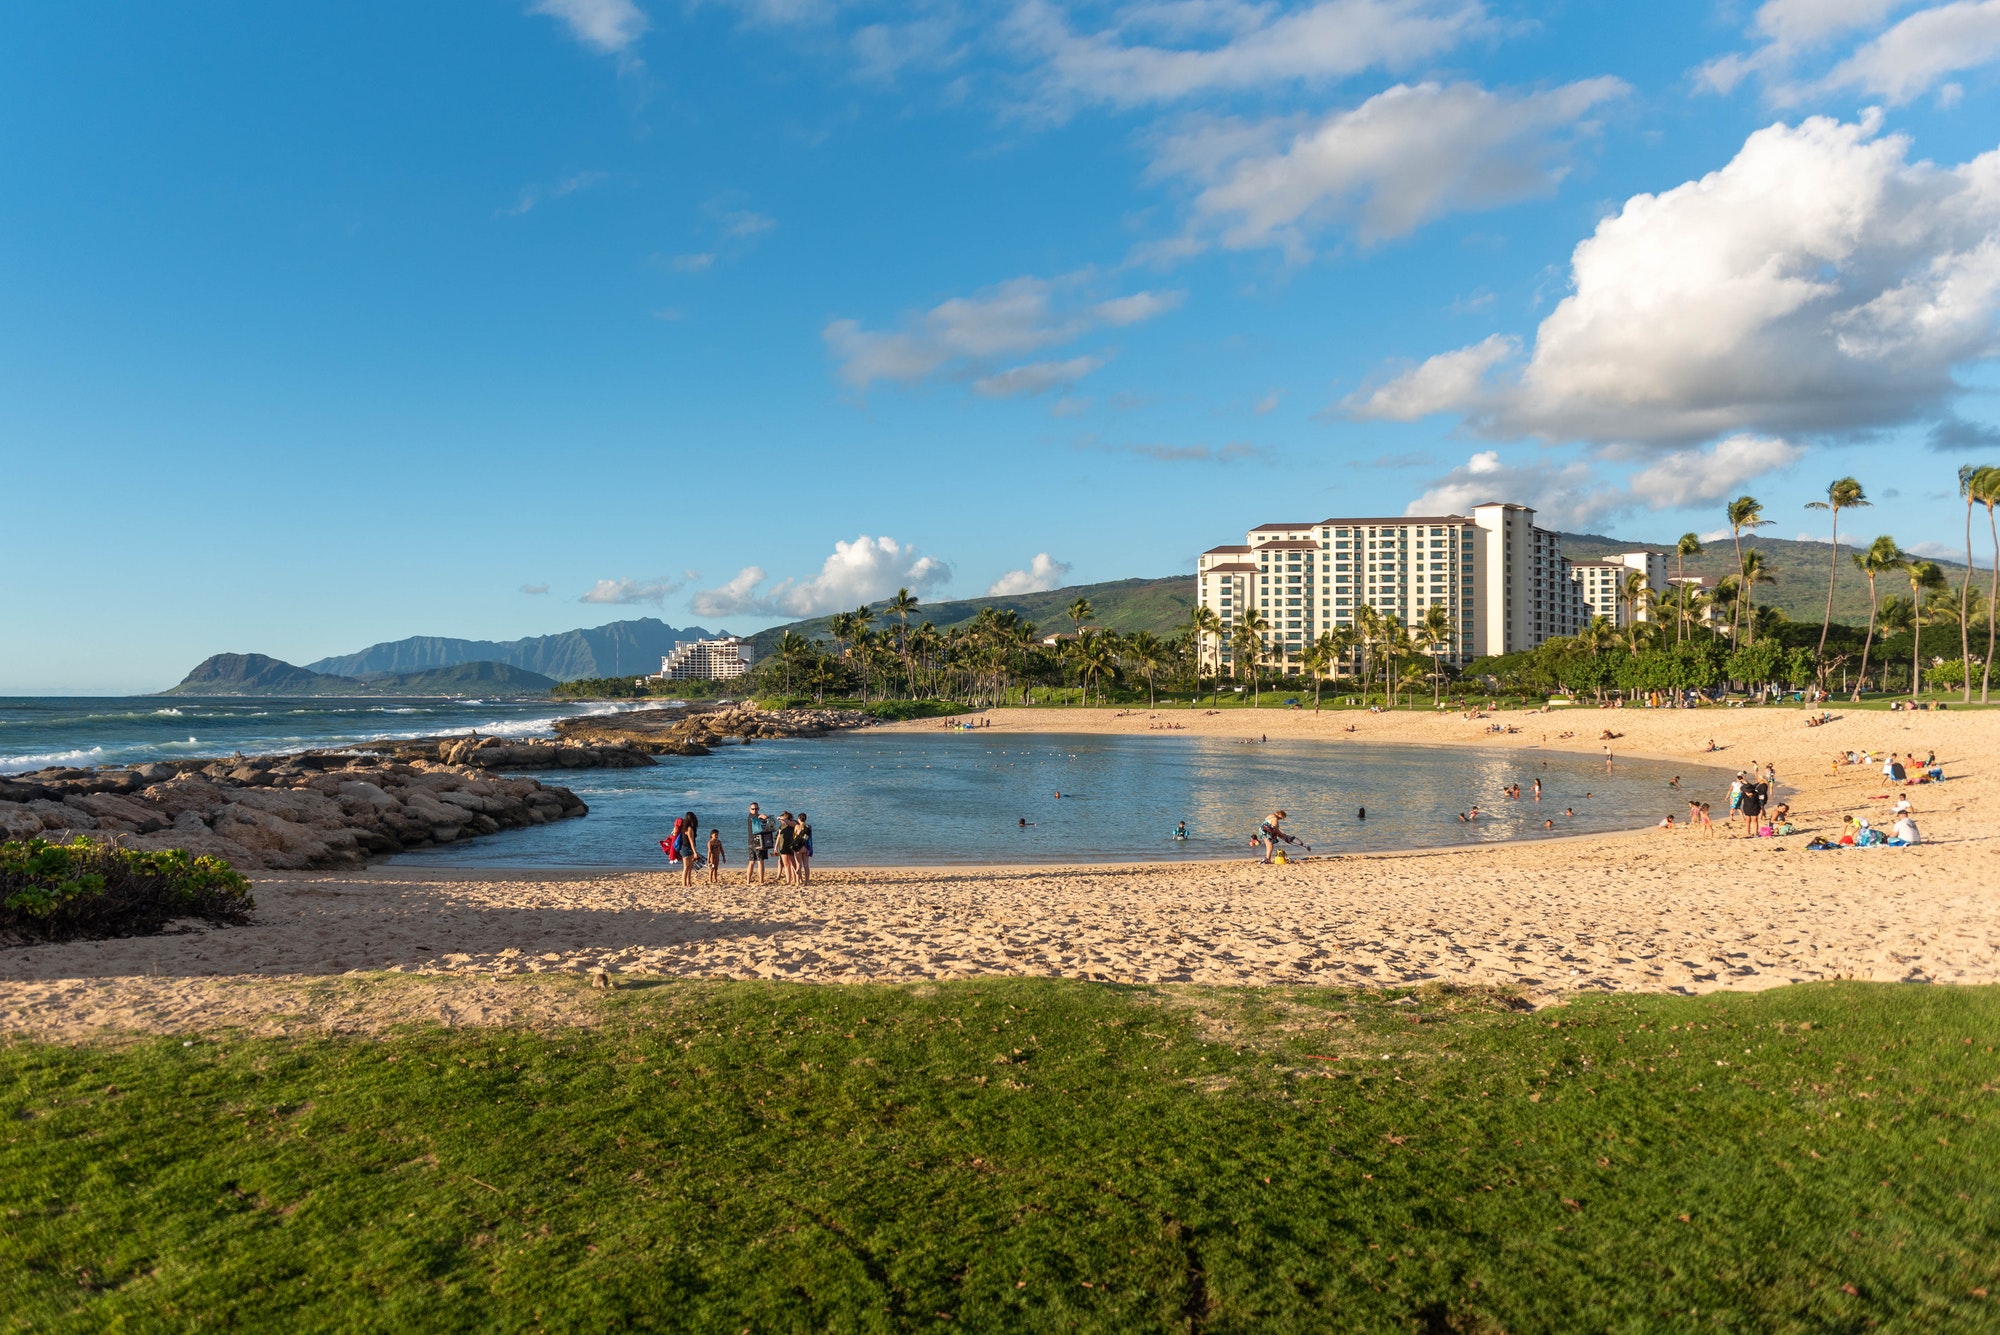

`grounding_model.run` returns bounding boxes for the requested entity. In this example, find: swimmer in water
[1173,821,1188,840]
[1564,807,1575,817]
[1543,818,1554,830]
[1669,775,1681,789]
[1019,817,1031,828]
[1357,807,1366,820]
